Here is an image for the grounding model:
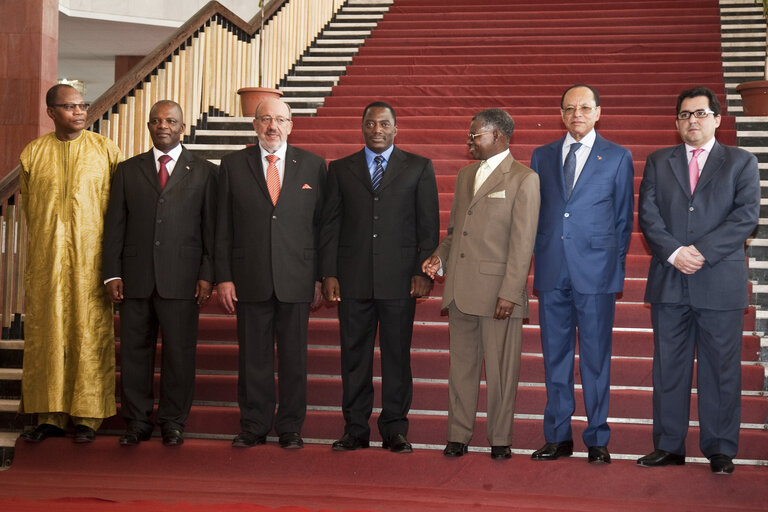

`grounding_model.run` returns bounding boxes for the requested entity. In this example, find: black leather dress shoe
[709,454,735,474]
[162,429,184,446]
[636,449,685,467]
[119,429,152,446]
[73,425,96,444]
[20,424,65,443]
[382,433,413,453]
[232,431,266,448]
[587,446,611,464]
[443,441,468,457]
[279,432,304,449]
[491,445,512,460]
[331,433,369,451]
[531,440,573,460]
